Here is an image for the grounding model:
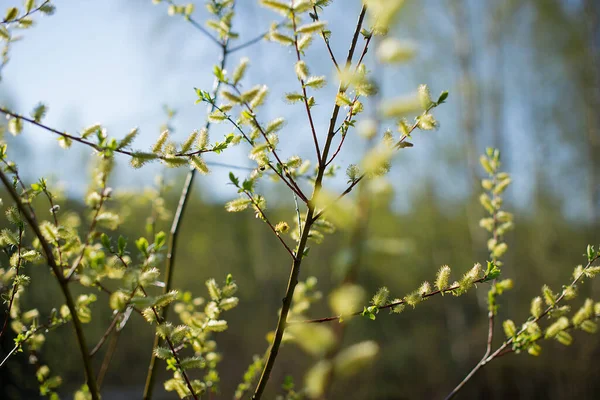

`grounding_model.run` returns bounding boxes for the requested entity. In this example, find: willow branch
[227,84,309,202]
[0,107,215,160]
[1,0,50,25]
[244,191,296,259]
[314,105,432,221]
[251,6,368,399]
[445,254,600,400]
[0,169,100,400]
[143,4,236,397]
[0,224,23,340]
[311,6,340,72]
[205,100,307,200]
[292,277,489,324]
[291,5,322,165]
